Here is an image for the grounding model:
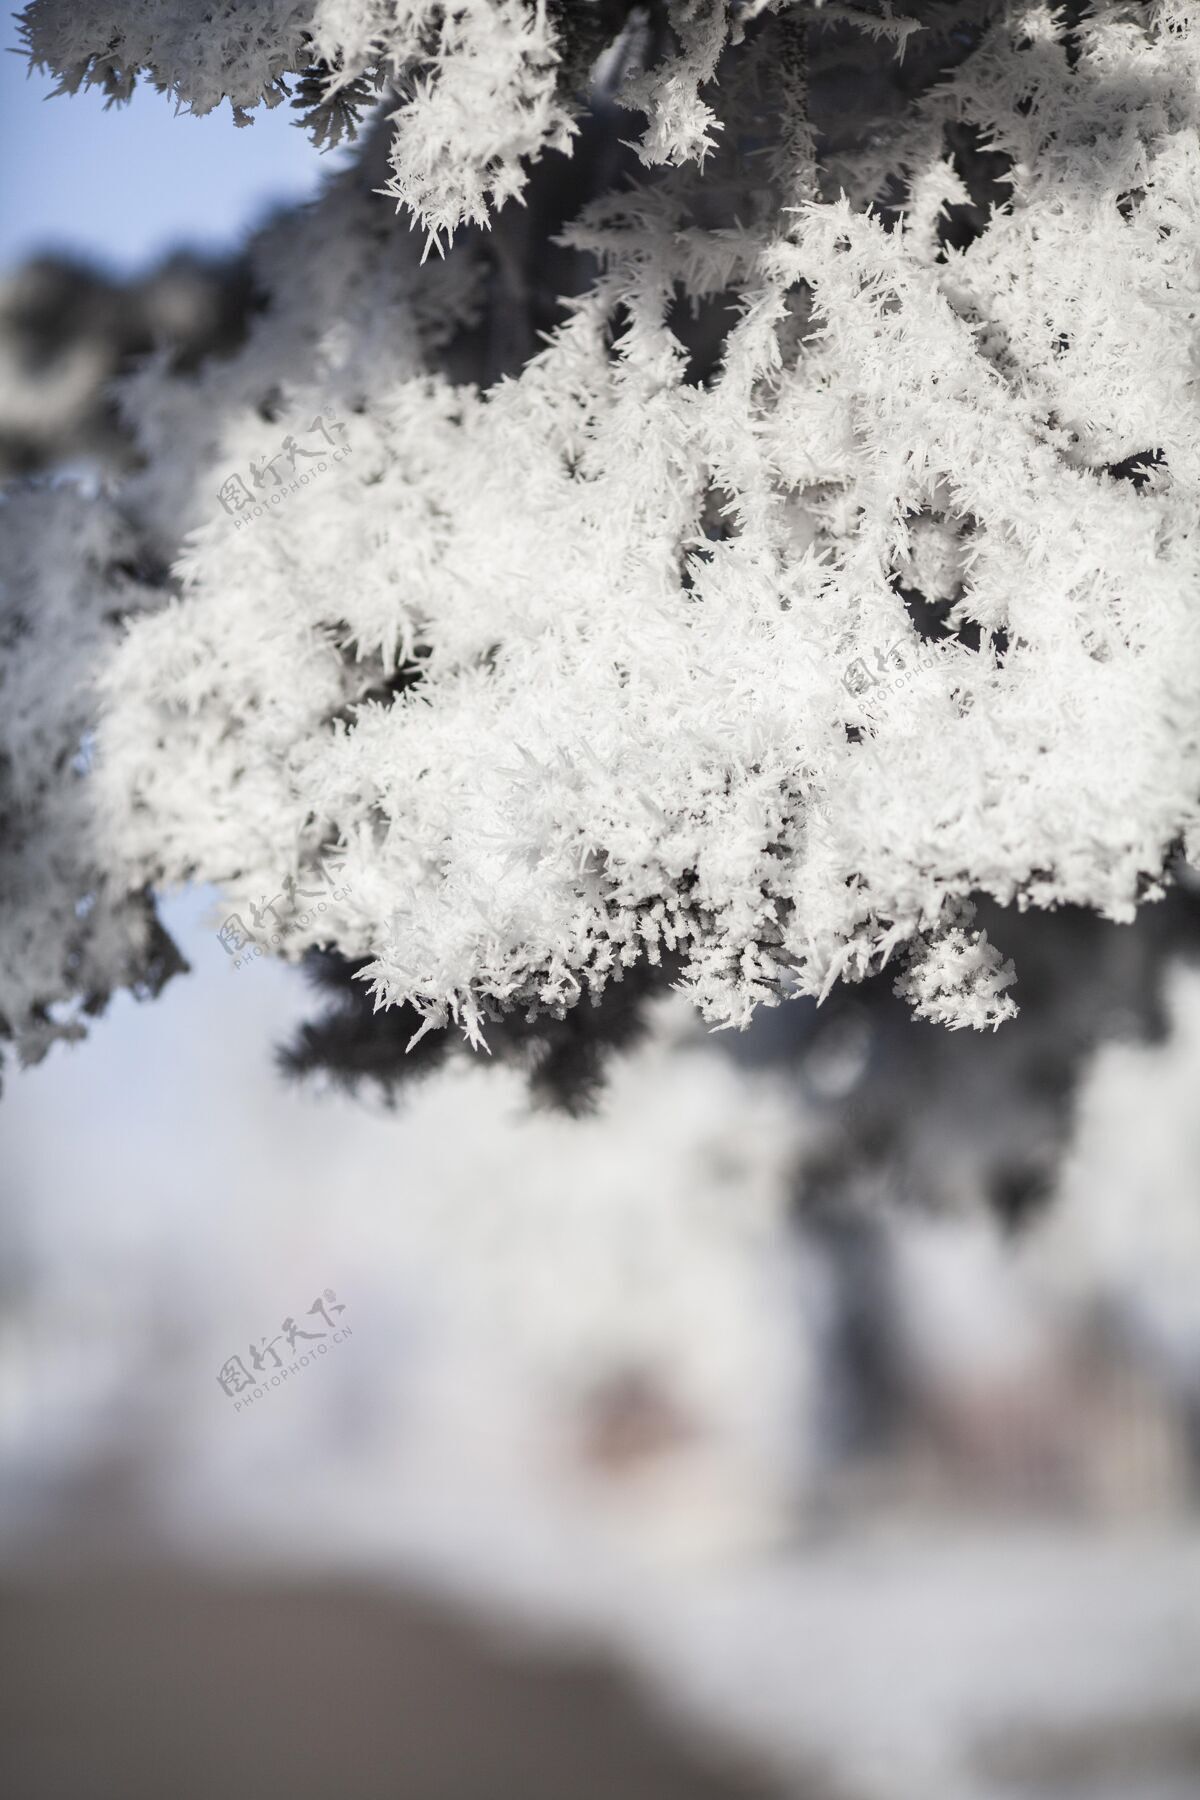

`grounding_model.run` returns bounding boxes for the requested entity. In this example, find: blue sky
[0,15,342,273]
